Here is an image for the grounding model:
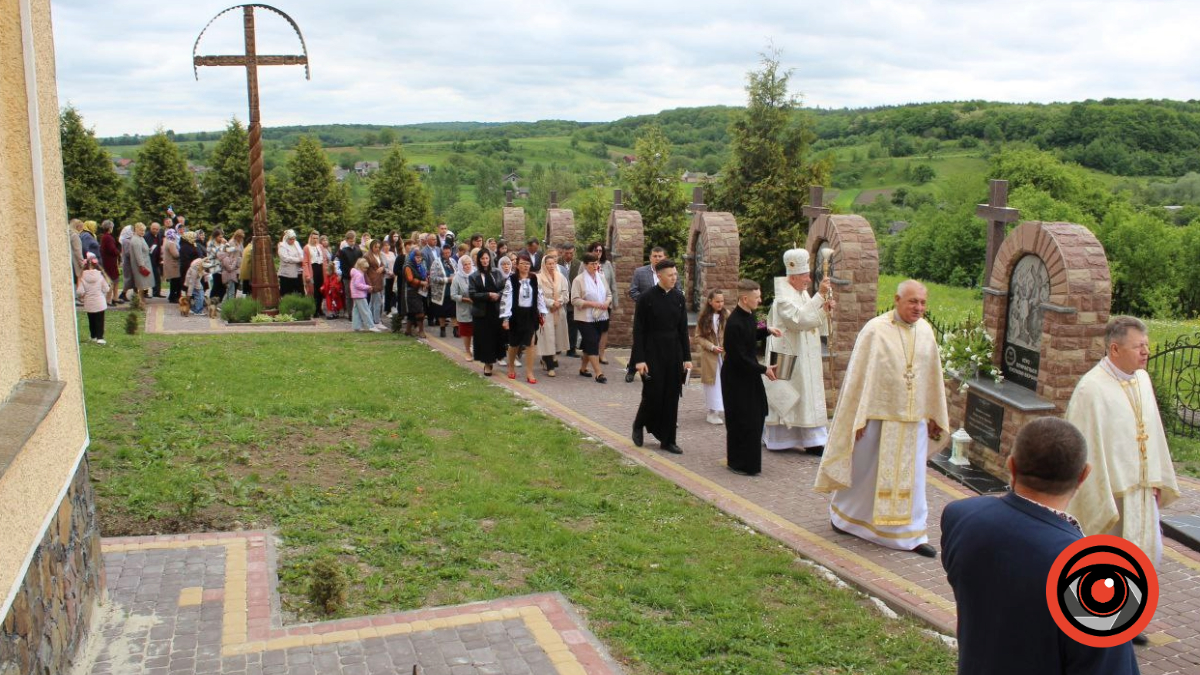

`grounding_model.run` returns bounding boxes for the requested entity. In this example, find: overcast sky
[51,0,1200,138]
